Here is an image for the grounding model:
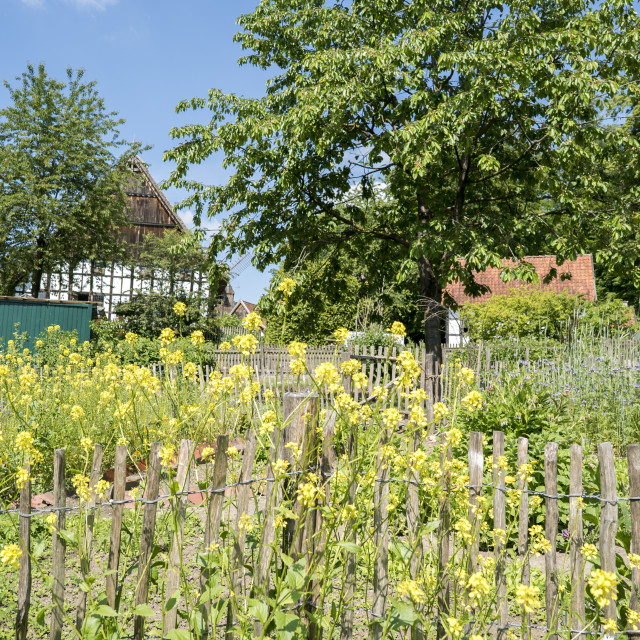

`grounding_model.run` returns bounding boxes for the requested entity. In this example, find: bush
[459,289,636,343]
